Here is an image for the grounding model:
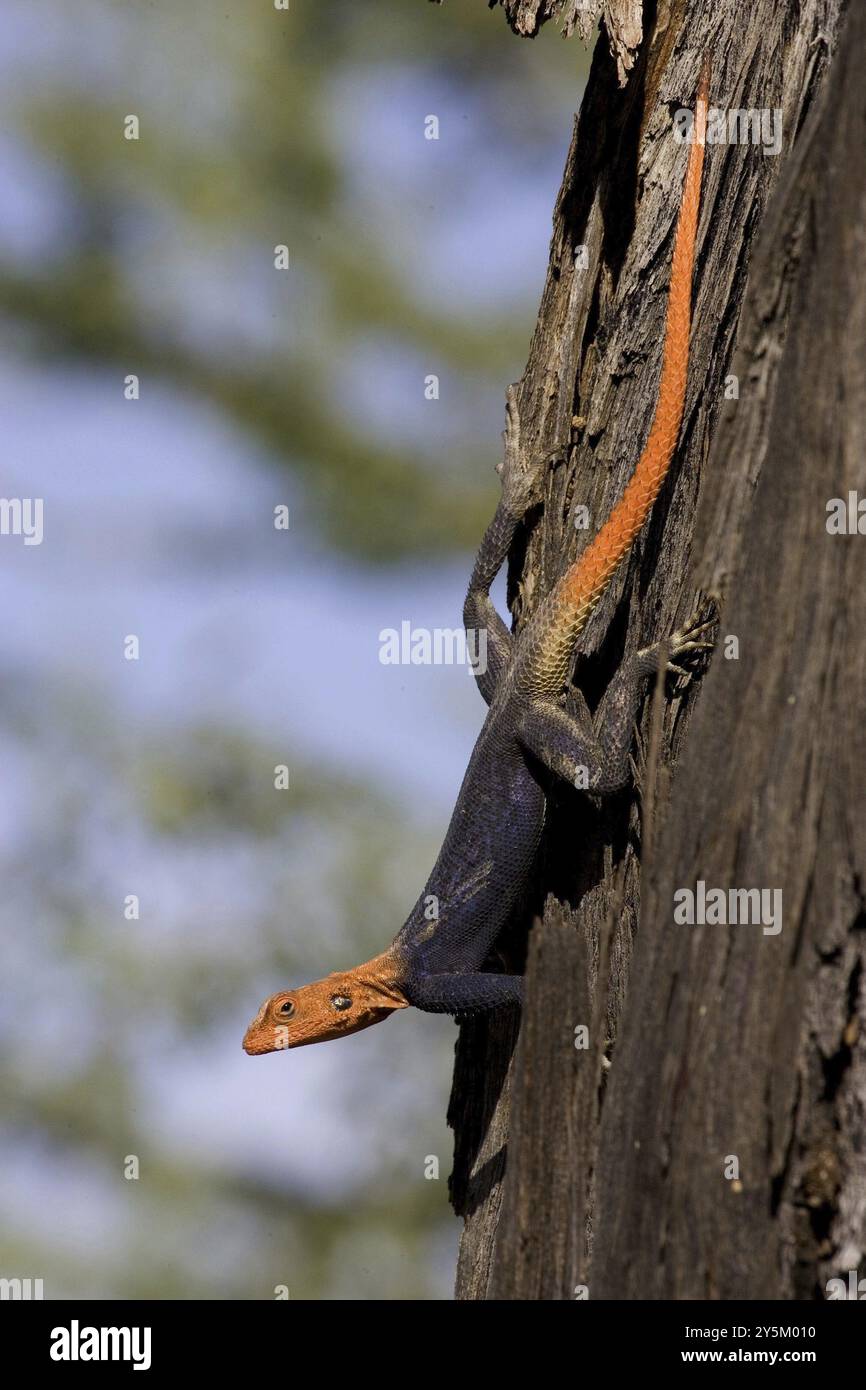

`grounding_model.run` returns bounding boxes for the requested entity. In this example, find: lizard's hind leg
[463,510,517,706]
[464,386,562,705]
[517,610,716,793]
